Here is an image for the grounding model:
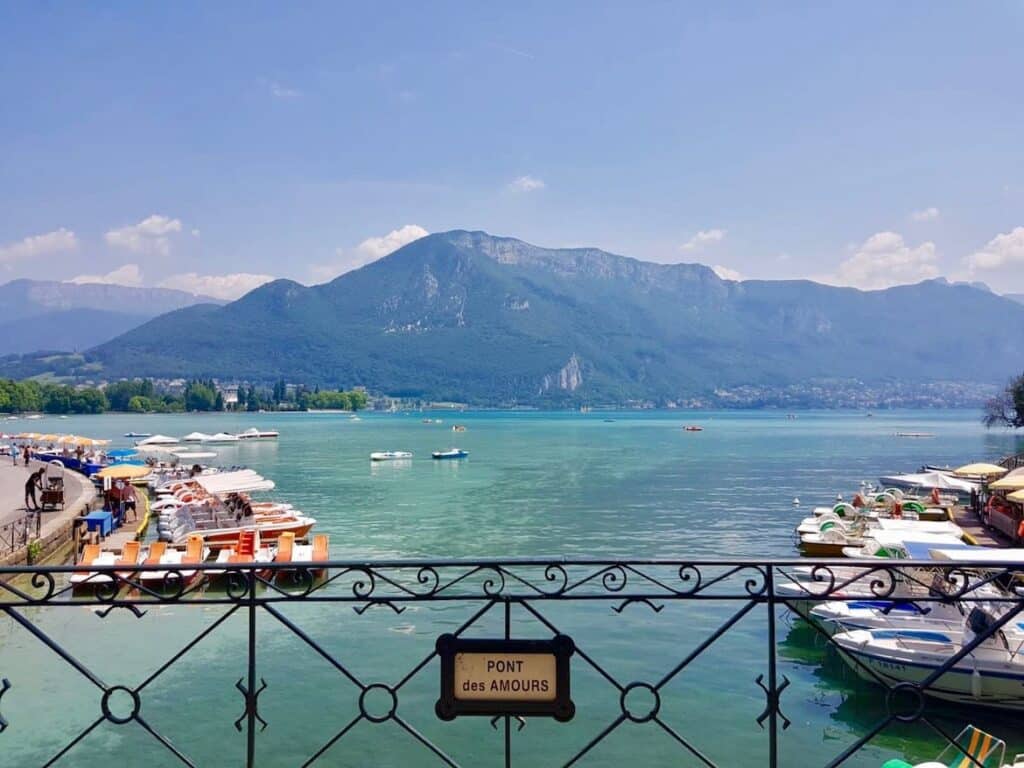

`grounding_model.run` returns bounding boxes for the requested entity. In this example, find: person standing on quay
[24,468,44,511]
